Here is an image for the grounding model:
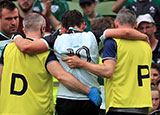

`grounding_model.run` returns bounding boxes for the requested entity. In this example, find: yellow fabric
[0,42,54,115]
[104,39,152,112]
[53,78,59,105]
